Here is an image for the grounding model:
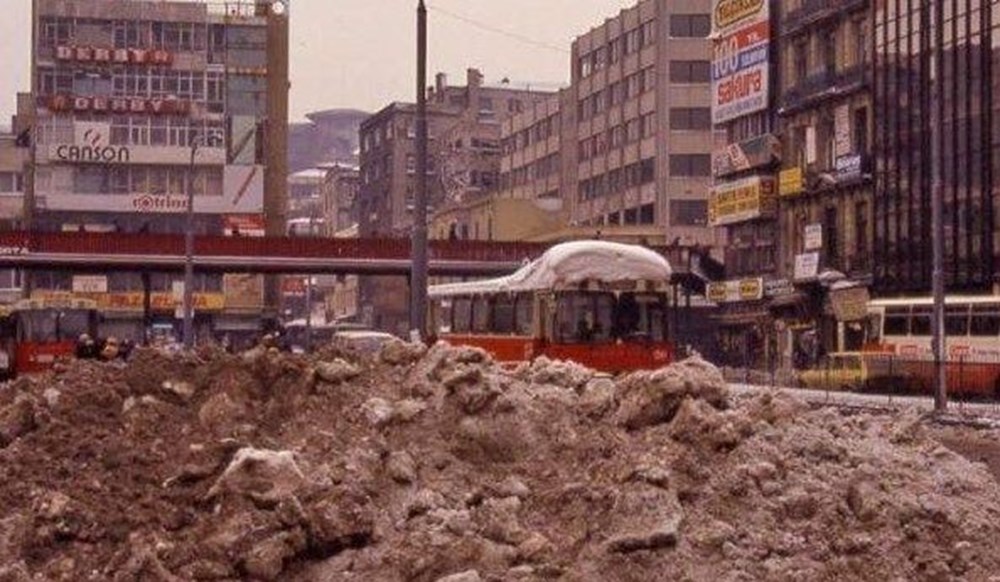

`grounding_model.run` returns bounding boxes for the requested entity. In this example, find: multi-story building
[320,162,359,236]
[28,0,288,341]
[357,68,553,334]
[872,0,999,296]
[288,108,367,173]
[568,0,722,247]
[774,0,873,366]
[498,91,565,201]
